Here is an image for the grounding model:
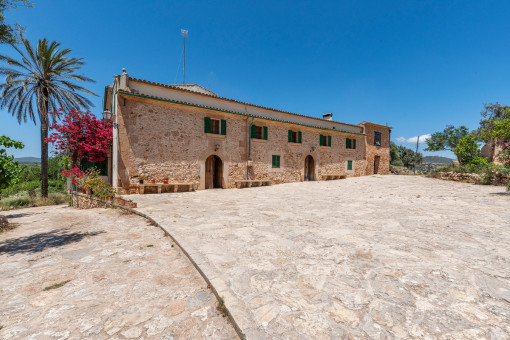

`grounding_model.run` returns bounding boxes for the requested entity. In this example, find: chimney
[323,112,333,121]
